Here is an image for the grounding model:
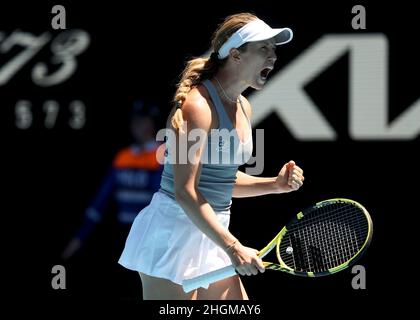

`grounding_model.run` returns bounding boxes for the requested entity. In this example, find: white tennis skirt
[118,191,232,286]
